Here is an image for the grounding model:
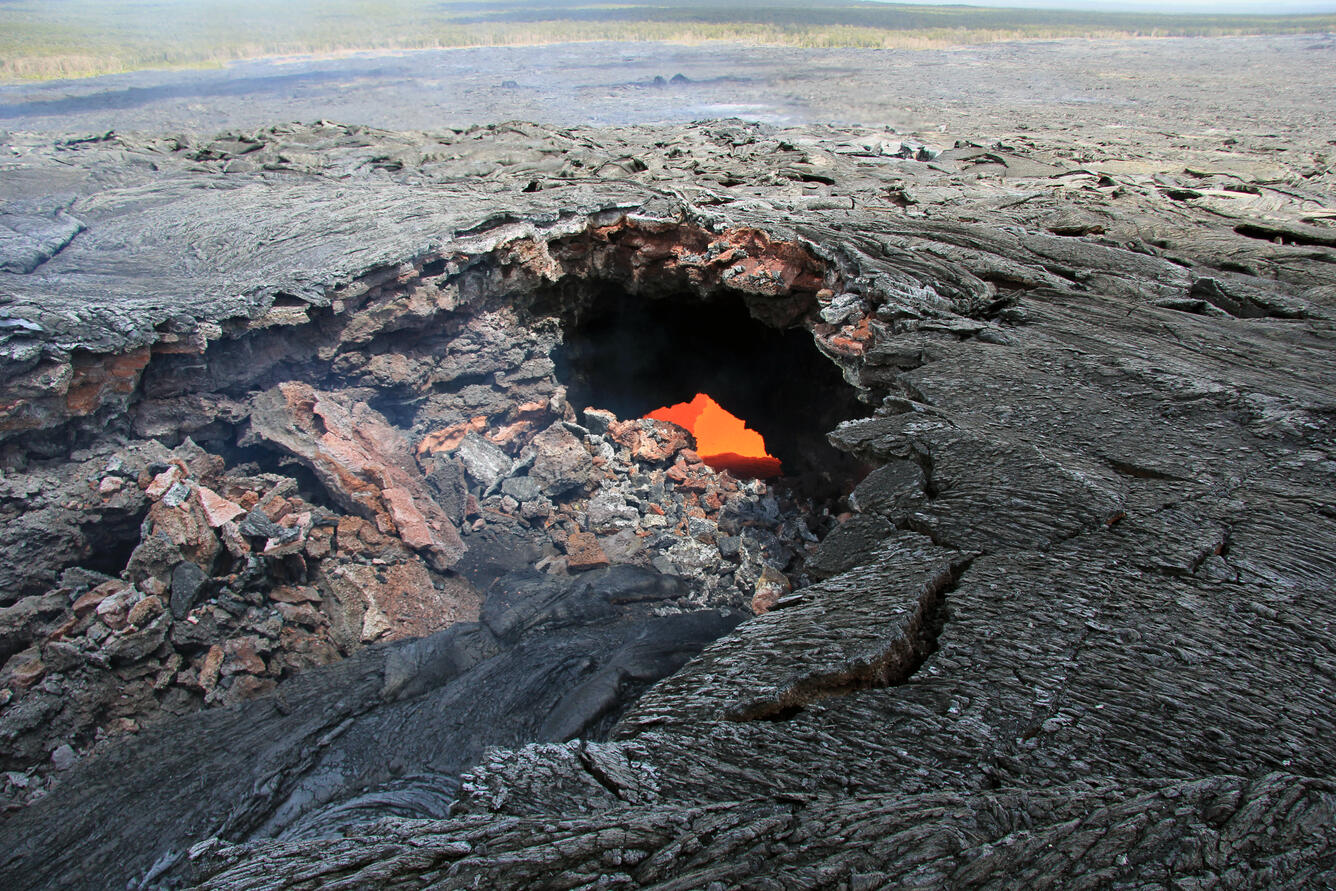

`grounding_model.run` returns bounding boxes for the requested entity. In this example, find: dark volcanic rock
[169,561,208,619]
[0,205,85,275]
[0,566,741,886]
[0,55,1334,888]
